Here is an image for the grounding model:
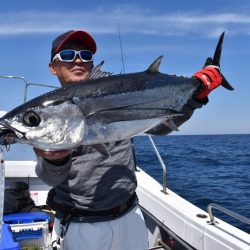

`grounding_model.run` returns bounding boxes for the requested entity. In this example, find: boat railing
[147,133,250,228]
[147,135,167,194]
[208,203,250,226]
[0,75,58,103]
[146,134,250,226]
